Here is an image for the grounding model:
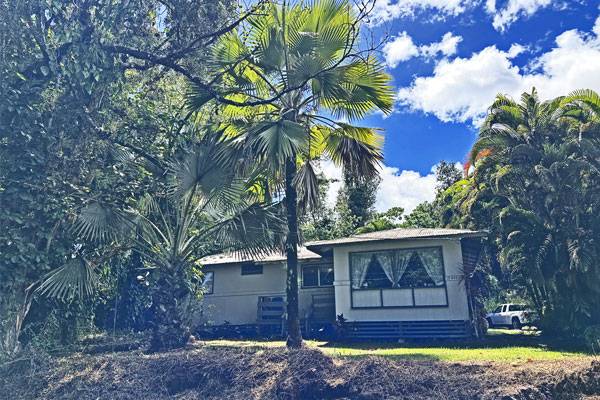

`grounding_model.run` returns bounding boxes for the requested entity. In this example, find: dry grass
[1,341,598,400]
